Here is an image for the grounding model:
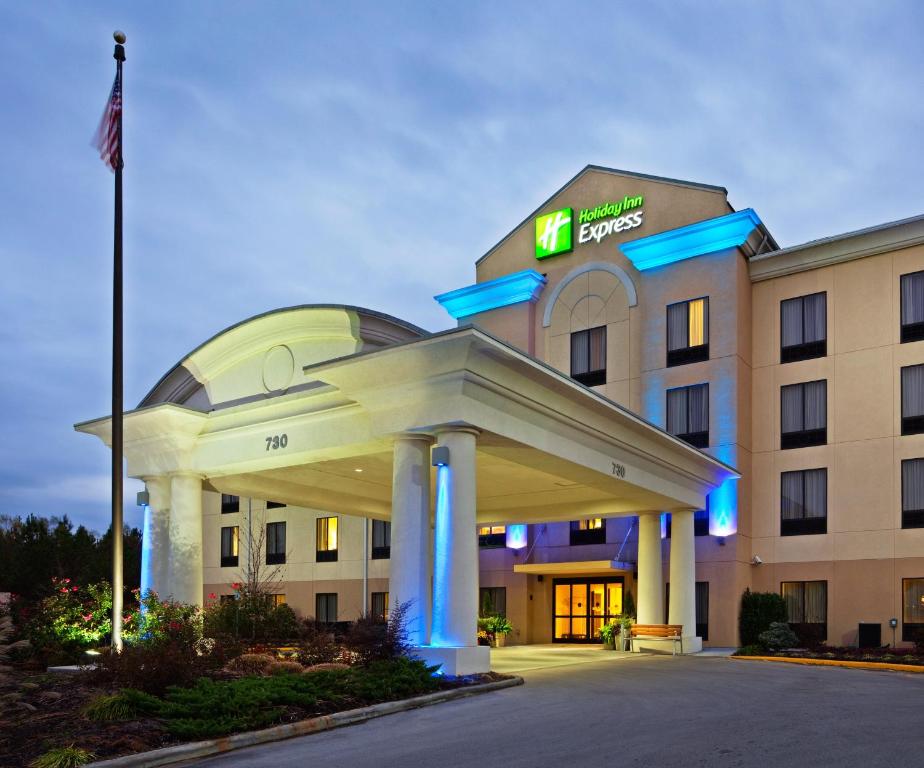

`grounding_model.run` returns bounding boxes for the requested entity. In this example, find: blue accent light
[660,513,668,540]
[505,524,528,550]
[708,444,738,537]
[620,209,762,271]
[435,269,547,320]
[139,504,153,606]
[430,465,457,647]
